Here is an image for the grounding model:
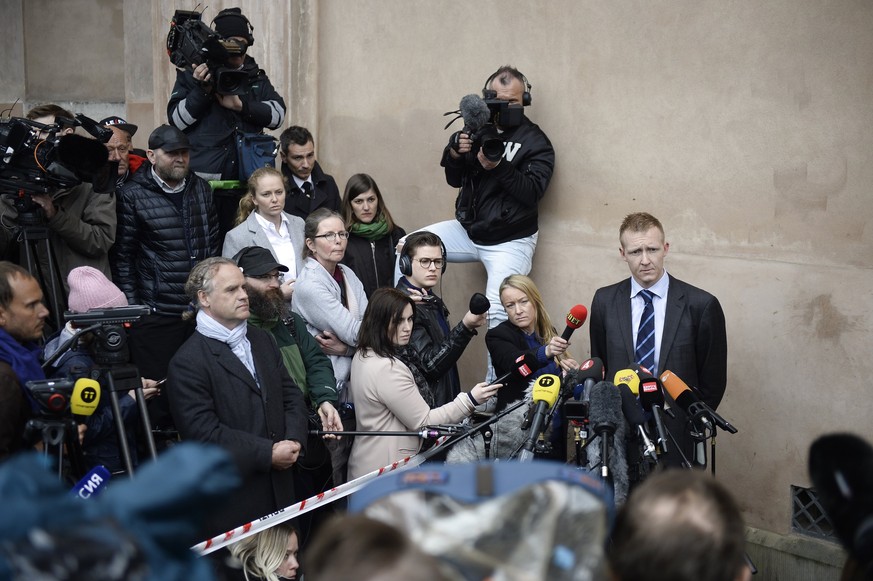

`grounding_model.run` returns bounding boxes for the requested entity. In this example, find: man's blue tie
[635,289,656,375]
